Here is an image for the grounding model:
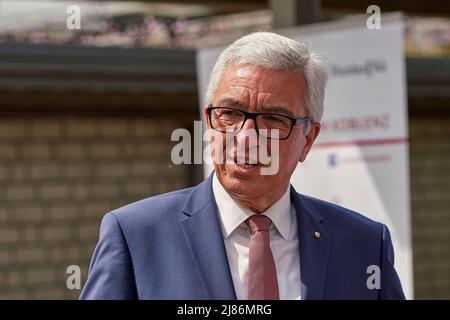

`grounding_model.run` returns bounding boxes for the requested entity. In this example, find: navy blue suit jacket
[80,172,405,299]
